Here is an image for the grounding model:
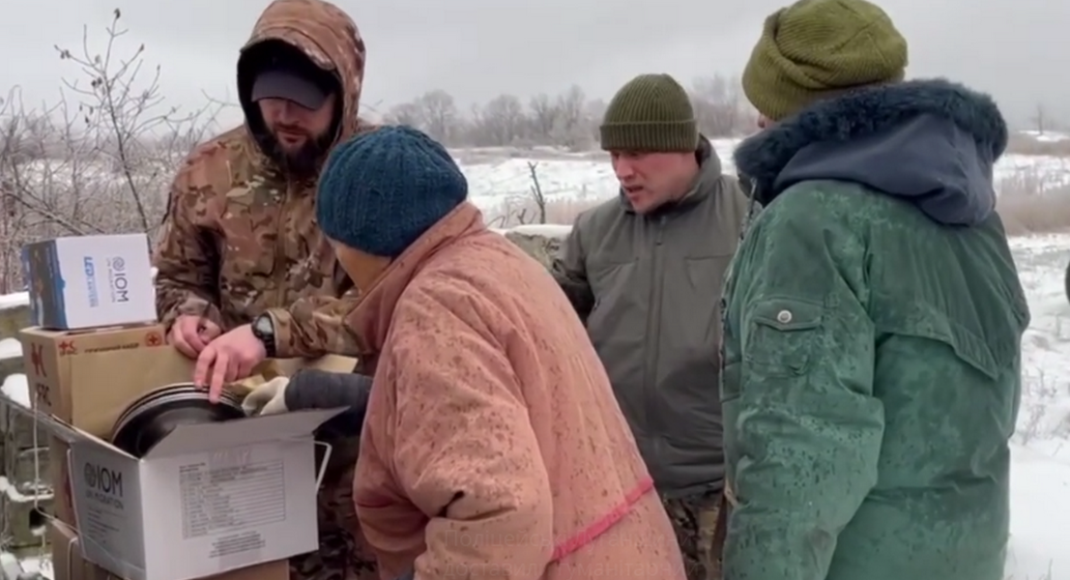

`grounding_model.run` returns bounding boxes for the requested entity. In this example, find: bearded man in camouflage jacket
[152,1,377,578]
